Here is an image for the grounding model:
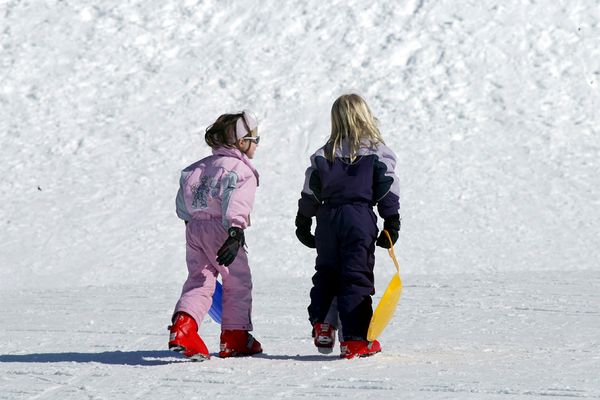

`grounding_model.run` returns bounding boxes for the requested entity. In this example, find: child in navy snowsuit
[295,94,401,359]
